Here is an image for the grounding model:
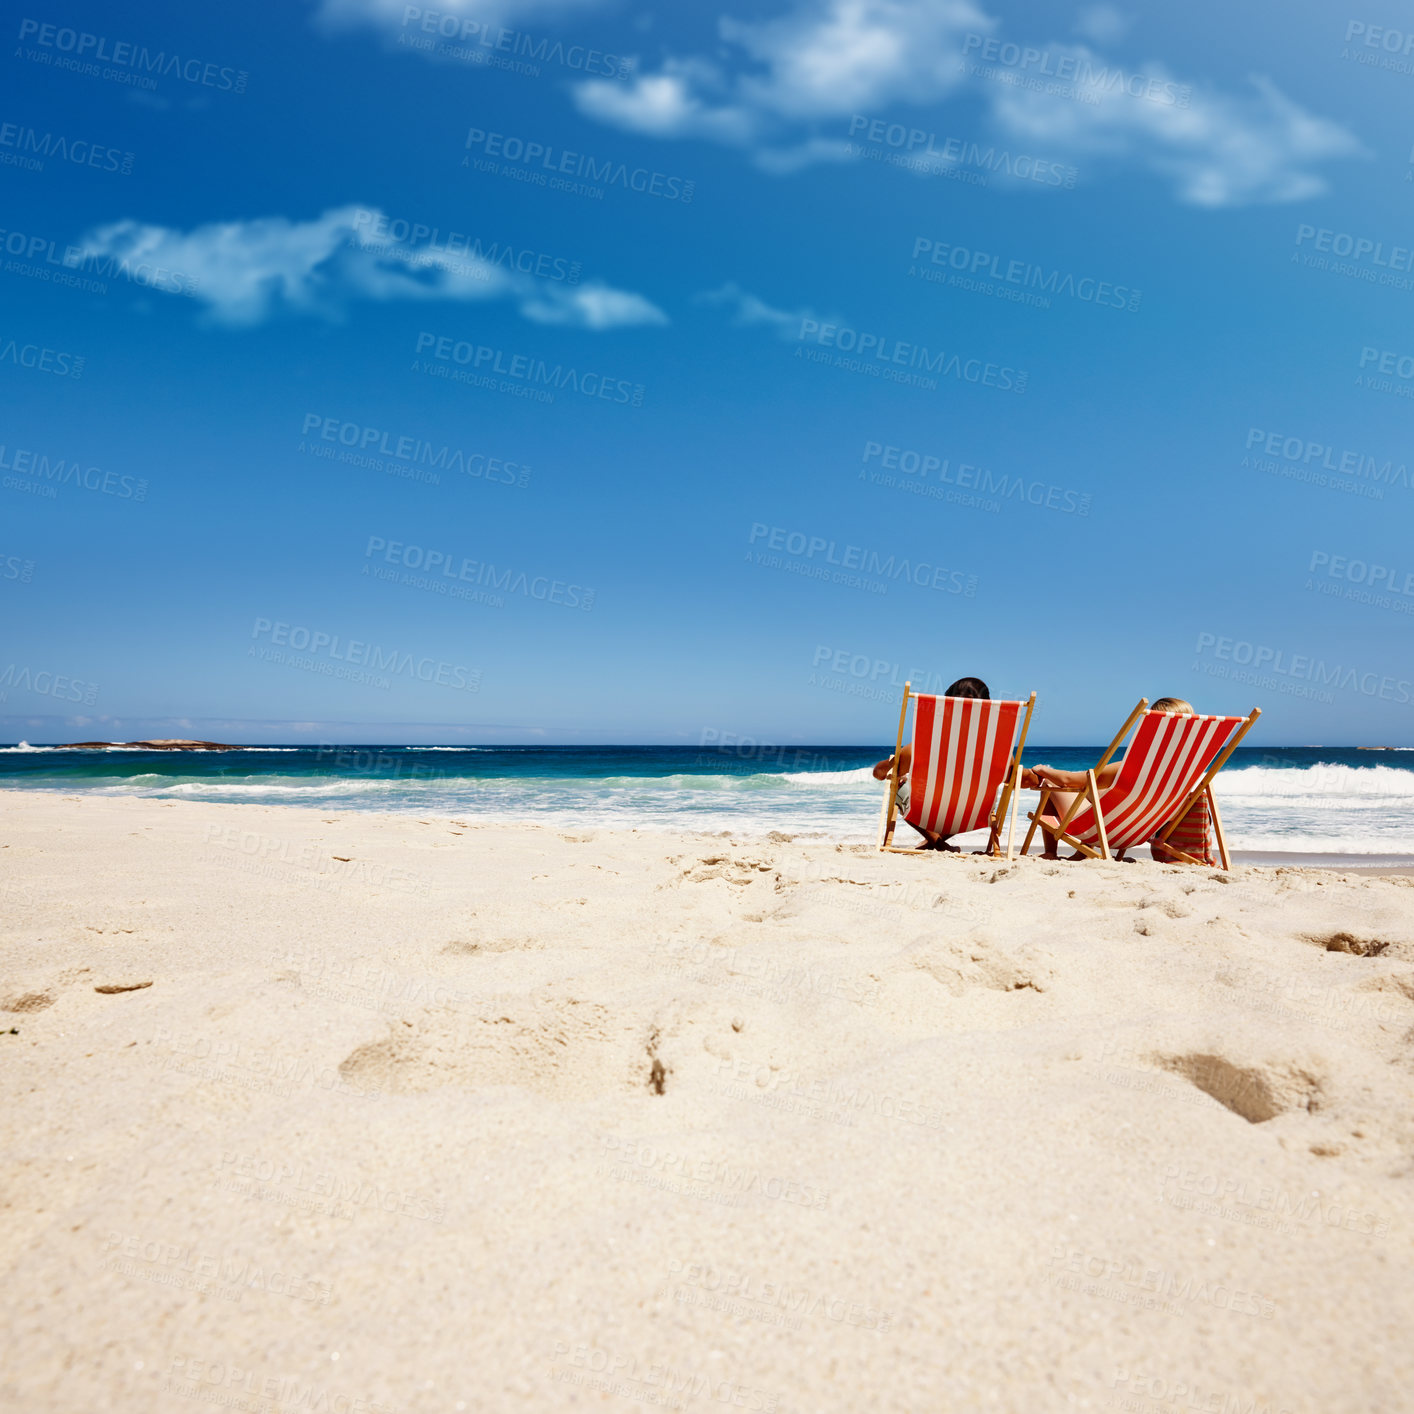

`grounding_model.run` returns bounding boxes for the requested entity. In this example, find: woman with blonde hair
[1023,697,1215,864]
